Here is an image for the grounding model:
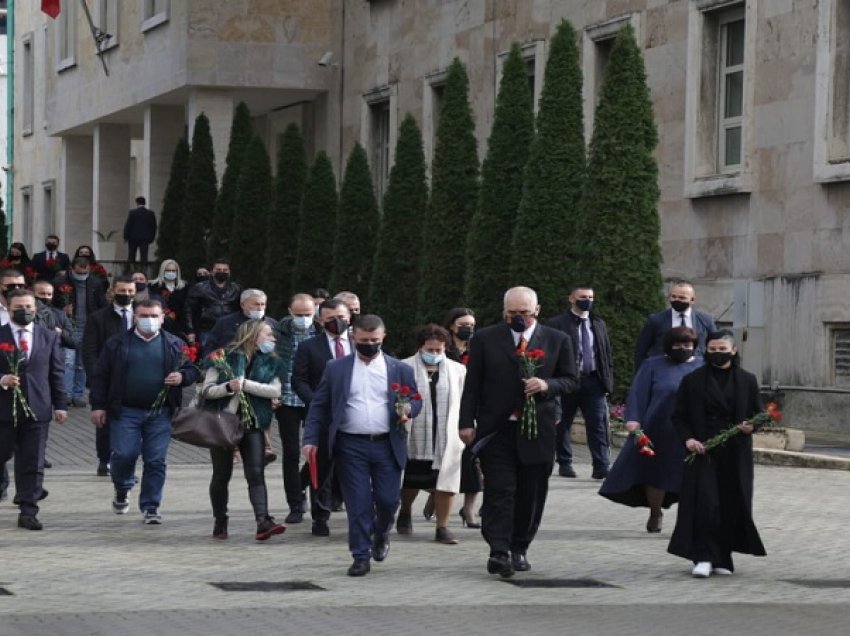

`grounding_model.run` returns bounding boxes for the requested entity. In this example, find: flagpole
[79,0,109,76]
